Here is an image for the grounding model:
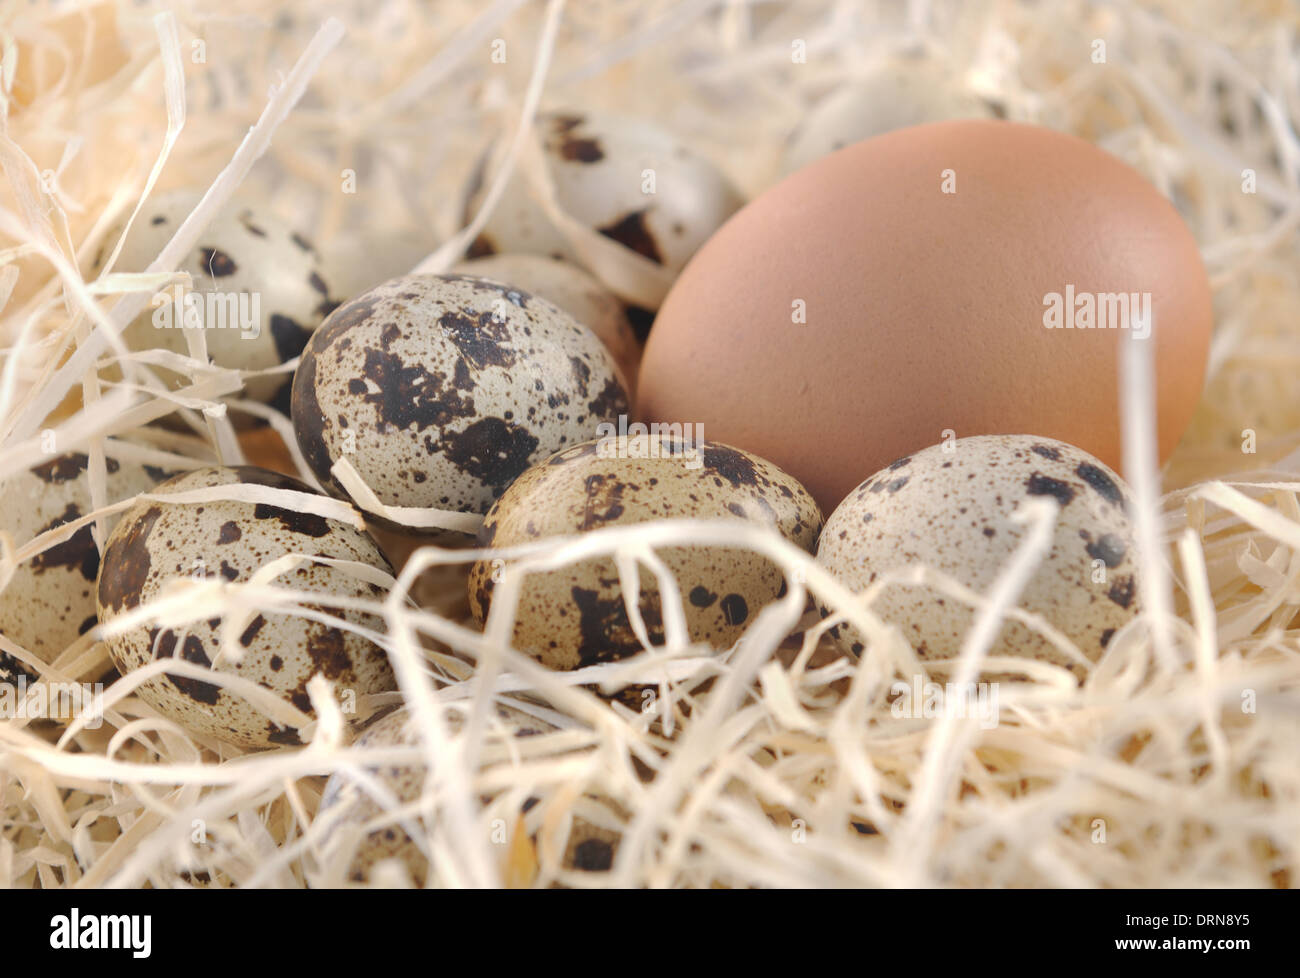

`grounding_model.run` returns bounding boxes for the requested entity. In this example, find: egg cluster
[3,92,1214,887]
